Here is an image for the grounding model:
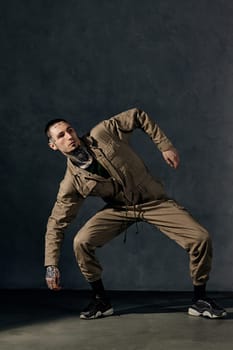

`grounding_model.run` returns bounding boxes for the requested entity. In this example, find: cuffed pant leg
[73,206,134,282]
[141,199,212,285]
